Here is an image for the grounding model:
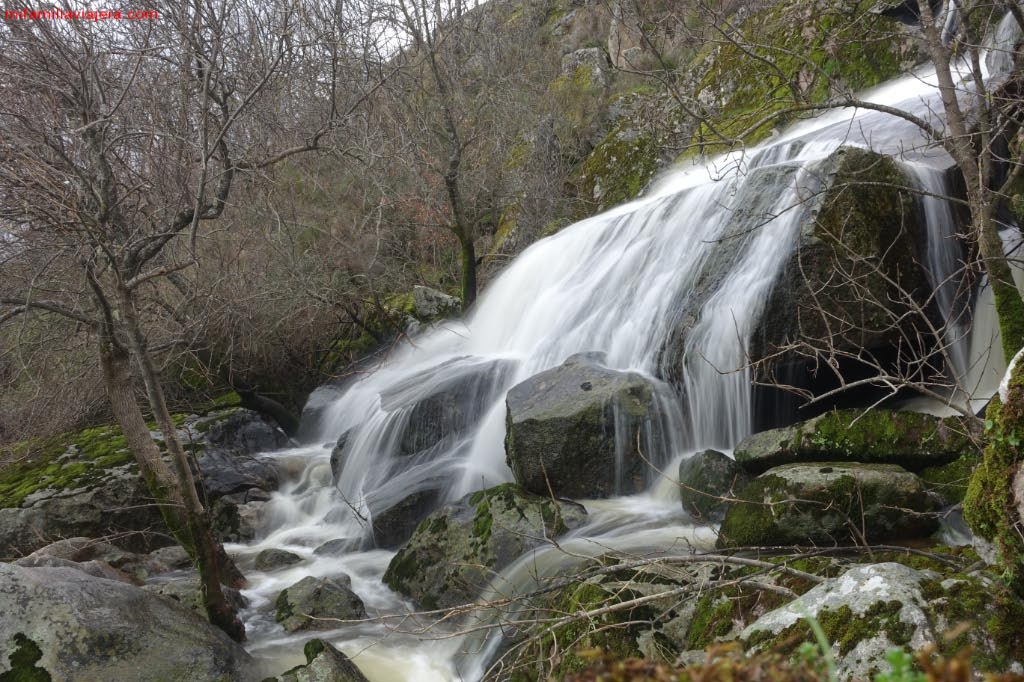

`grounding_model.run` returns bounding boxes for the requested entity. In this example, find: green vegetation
[0,426,134,509]
[0,634,51,682]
